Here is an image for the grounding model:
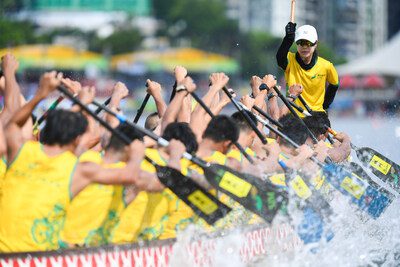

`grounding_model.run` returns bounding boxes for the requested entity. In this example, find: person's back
[0,109,87,252]
[61,124,144,247]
